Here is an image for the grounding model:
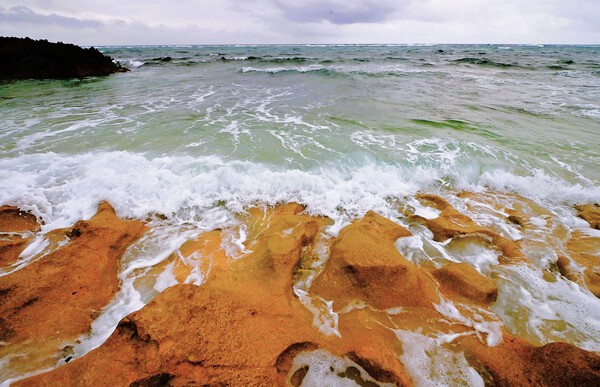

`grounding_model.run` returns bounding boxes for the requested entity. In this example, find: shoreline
[1,192,599,385]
